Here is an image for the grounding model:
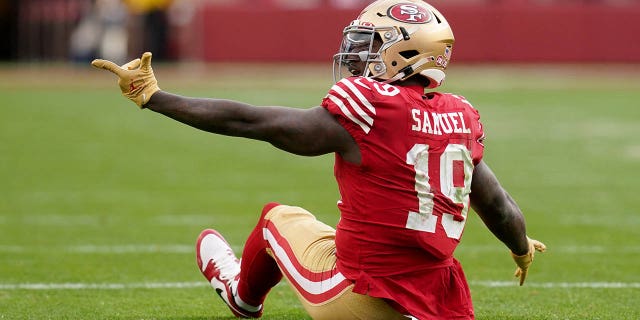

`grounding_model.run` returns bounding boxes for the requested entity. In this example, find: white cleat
[196,229,263,318]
